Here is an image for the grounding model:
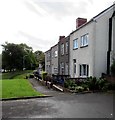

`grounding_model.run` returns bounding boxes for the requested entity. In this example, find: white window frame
[73,39,78,49]
[81,34,88,47]
[79,64,89,77]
